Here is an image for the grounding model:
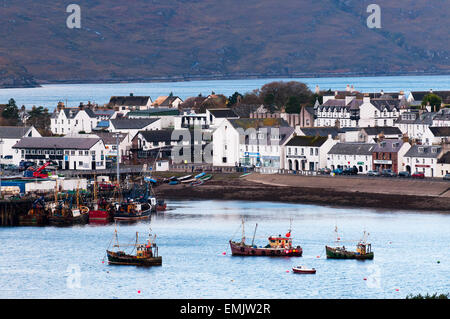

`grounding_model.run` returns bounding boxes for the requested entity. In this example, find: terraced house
[403,145,442,177]
[284,135,337,172]
[327,143,377,173]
